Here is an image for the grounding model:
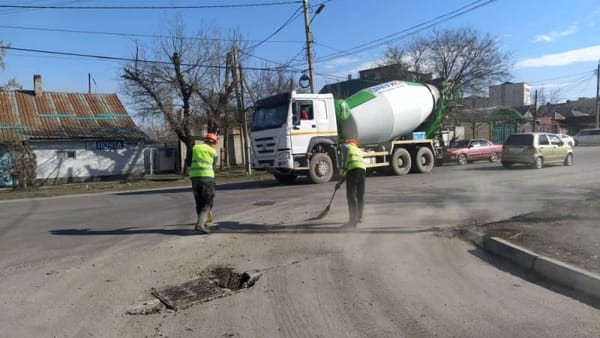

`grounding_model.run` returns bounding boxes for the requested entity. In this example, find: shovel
[307,183,341,221]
